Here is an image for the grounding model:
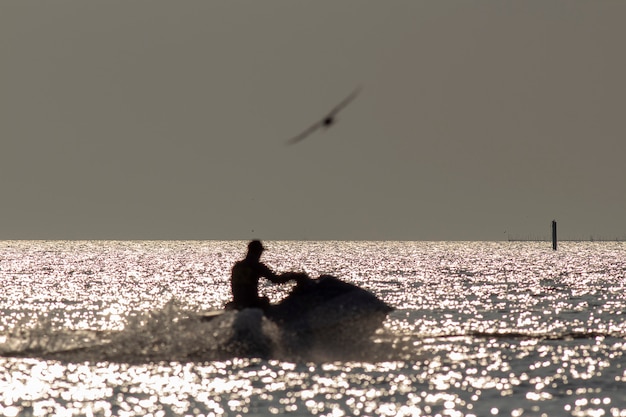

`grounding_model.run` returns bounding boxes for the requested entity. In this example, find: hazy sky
[2,1,625,241]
